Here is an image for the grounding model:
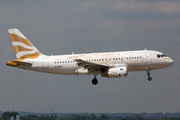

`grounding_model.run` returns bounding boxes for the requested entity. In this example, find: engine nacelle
[101,67,128,78]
